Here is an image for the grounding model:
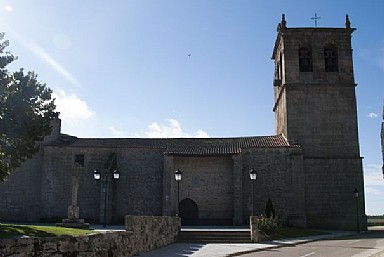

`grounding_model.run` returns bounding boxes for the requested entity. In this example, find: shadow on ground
[0,225,56,238]
[137,243,206,257]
